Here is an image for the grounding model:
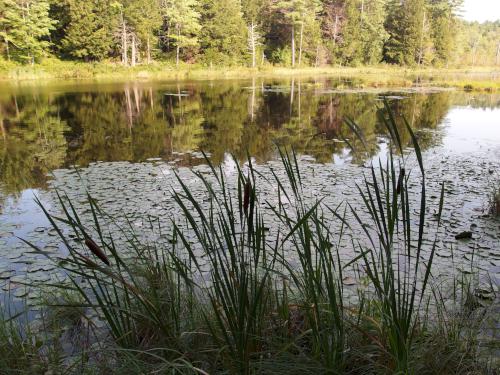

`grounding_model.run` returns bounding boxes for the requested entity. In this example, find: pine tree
[200,0,247,64]
[273,0,320,67]
[61,0,117,61]
[242,0,265,67]
[0,0,55,64]
[384,0,426,65]
[428,0,461,65]
[337,0,364,65]
[163,0,201,66]
[360,0,388,64]
[124,0,162,64]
